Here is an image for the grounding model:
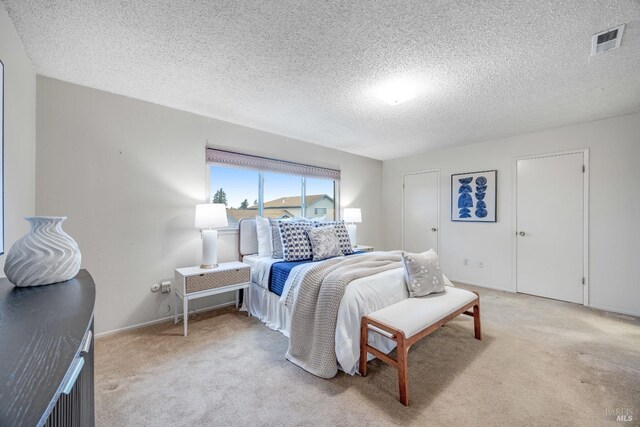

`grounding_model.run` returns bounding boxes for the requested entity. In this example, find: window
[208,165,260,227]
[306,177,335,220]
[206,149,339,227]
[263,172,302,219]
